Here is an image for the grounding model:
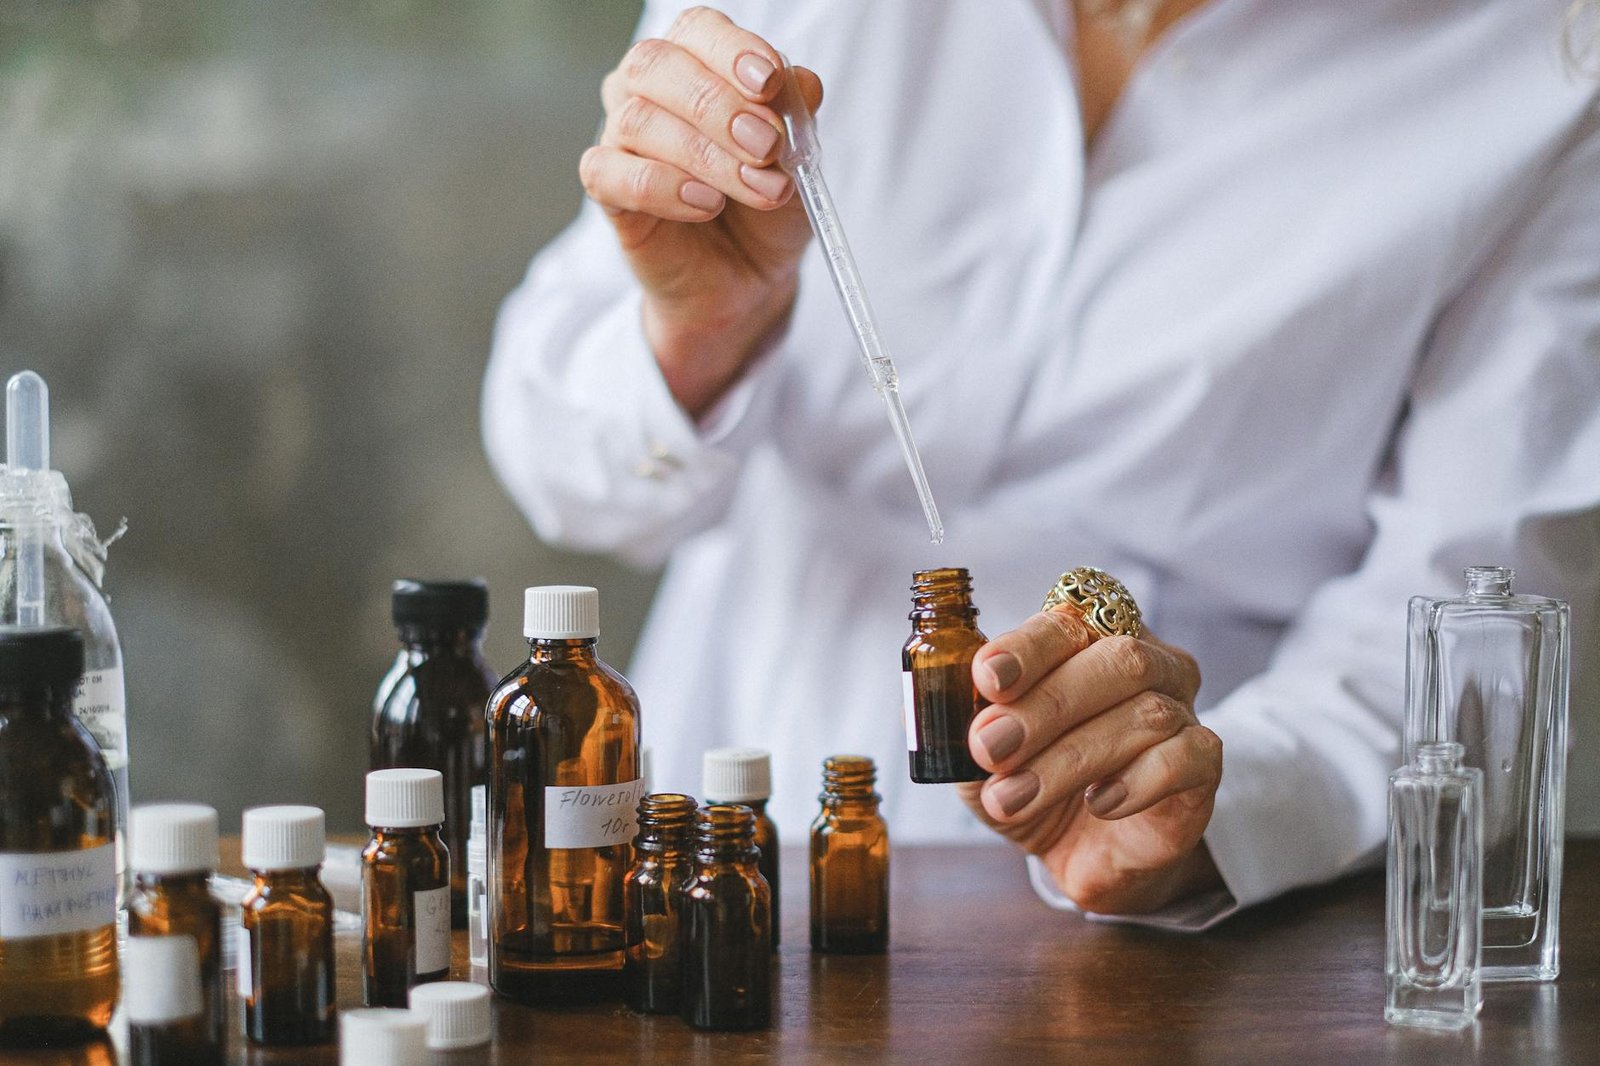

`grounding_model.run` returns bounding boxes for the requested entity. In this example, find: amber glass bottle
[488,586,642,1003]
[126,804,225,1065]
[902,568,989,783]
[623,793,697,1013]
[362,769,452,1007]
[0,627,118,1048]
[372,579,494,928]
[703,748,780,950]
[680,804,772,1031]
[810,756,889,954]
[239,806,335,1046]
